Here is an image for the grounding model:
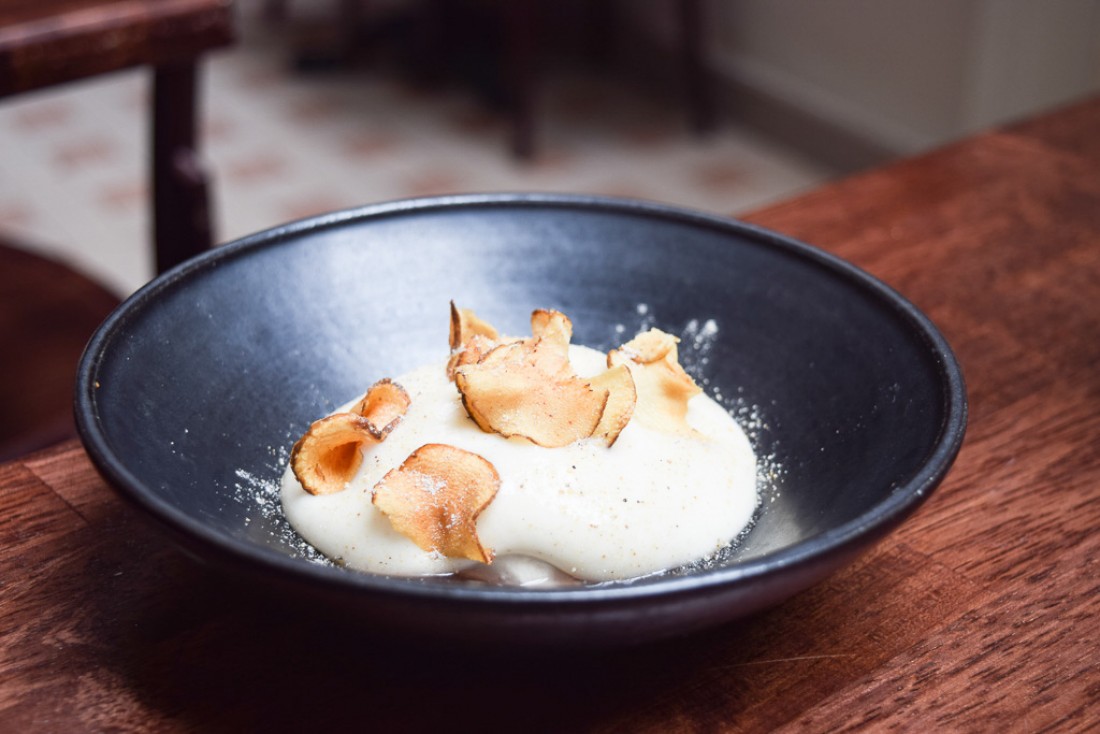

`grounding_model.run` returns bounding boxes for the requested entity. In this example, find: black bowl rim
[75,192,967,608]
